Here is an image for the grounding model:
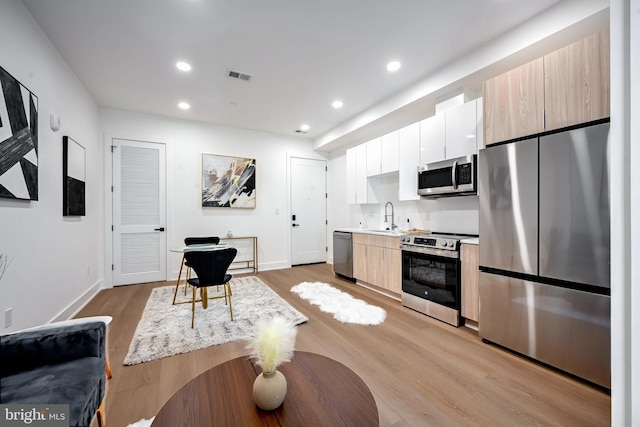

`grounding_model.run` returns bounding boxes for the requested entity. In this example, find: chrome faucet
[384,202,397,230]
